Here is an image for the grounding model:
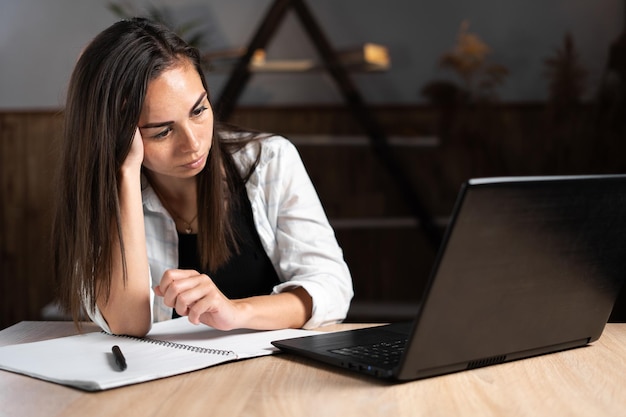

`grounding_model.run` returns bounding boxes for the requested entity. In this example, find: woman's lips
[182,154,206,169]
